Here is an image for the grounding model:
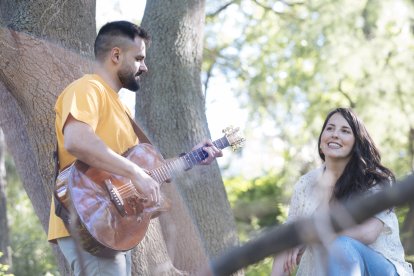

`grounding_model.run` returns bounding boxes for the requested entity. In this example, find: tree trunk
[0,1,189,274]
[0,129,11,270]
[0,1,95,274]
[139,0,239,273]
